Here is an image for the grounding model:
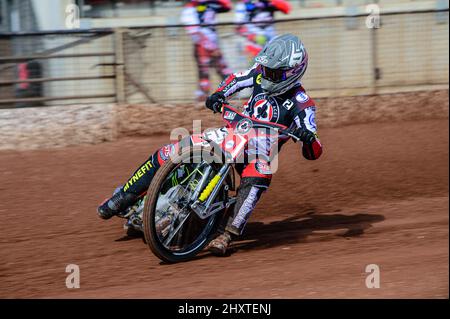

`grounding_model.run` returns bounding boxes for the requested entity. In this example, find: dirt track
[0,118,448,298]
